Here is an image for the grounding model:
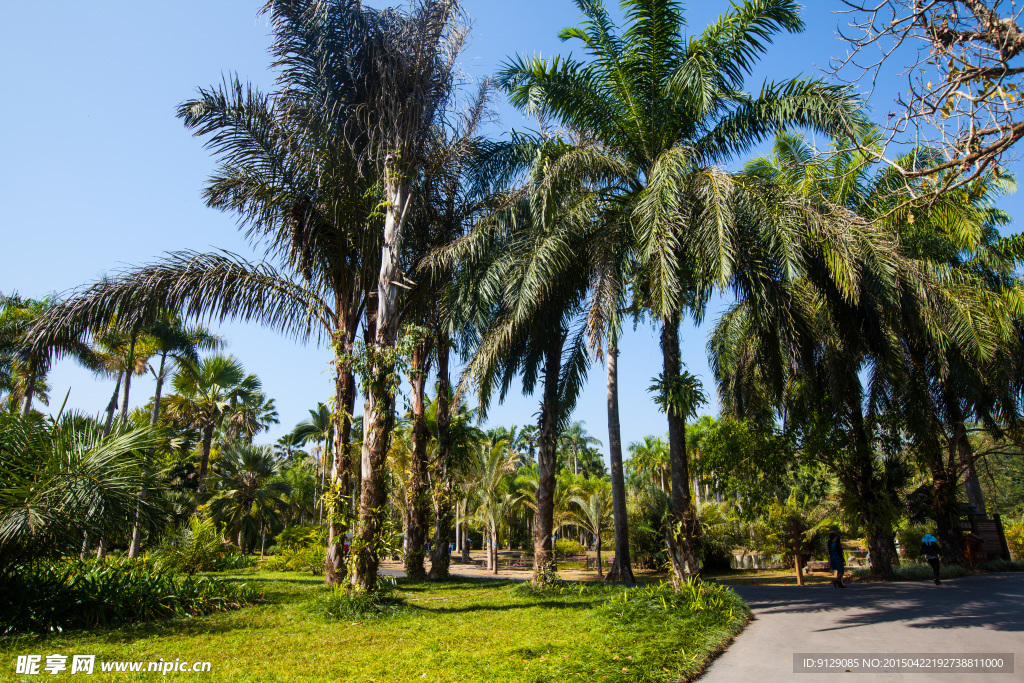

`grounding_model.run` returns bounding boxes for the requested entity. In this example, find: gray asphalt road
[699,573,1024,682]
